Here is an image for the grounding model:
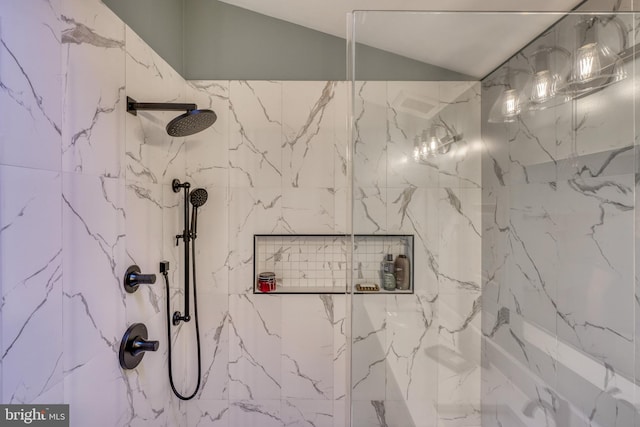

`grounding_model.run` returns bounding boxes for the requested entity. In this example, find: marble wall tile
[282,81,338,189]
[438,187,481,295]
[228,81,283,188]
[281,188,336,234]
[437,292,482,425]
[228,294,282,400]
[62,172,128,422]
[384,294,439,405]
[353,186,388,234]
[351,296,387,402]
[228,400,282,427]
[353,81,388,190]
[227,188,284,294]
[185,81,230,188]
[0,166,63,404]
[124,26,186,186]
[386,187,440,298]
[62,173,126,366]
[187,399,229,426]
[281,295,334,400]
[332,294,348,403]
[282,399,334,427]
[191,292,229,401]
[64,350,131,426]
[61,0,125,176]
[332,82,350,195]
[0,0,62,171]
